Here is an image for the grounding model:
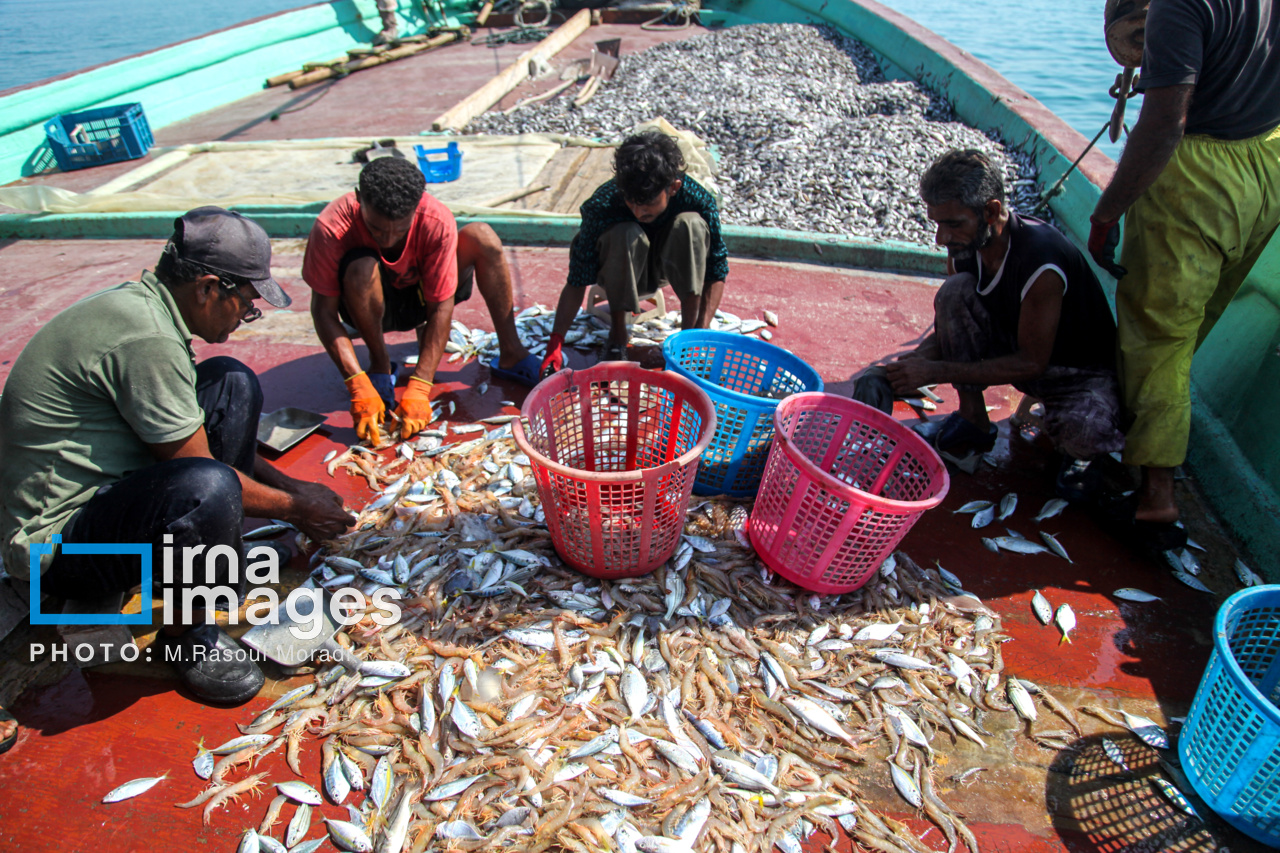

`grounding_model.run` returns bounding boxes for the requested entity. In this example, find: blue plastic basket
[1179,585,1280,846]
[414,141,463,182]
[43,103,153,172]
[662,329,823,497]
